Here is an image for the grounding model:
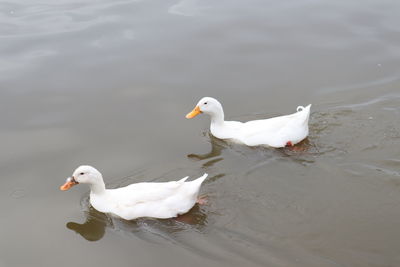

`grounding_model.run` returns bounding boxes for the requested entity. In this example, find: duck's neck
[90,181,106,195]
[210,109,225,126]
